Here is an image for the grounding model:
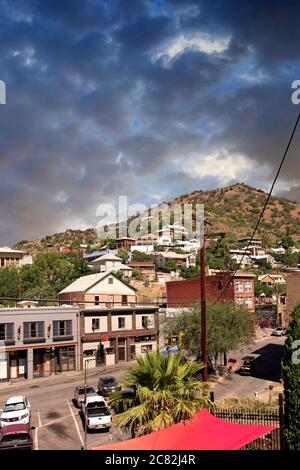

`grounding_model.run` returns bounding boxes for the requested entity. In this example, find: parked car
[0,424,34,450]
[238,356,256,376]
[73,386,96,408]
[0,396,31,427]
[271,327,287,336]
[81,394,112,431]
[98,376,121,396]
